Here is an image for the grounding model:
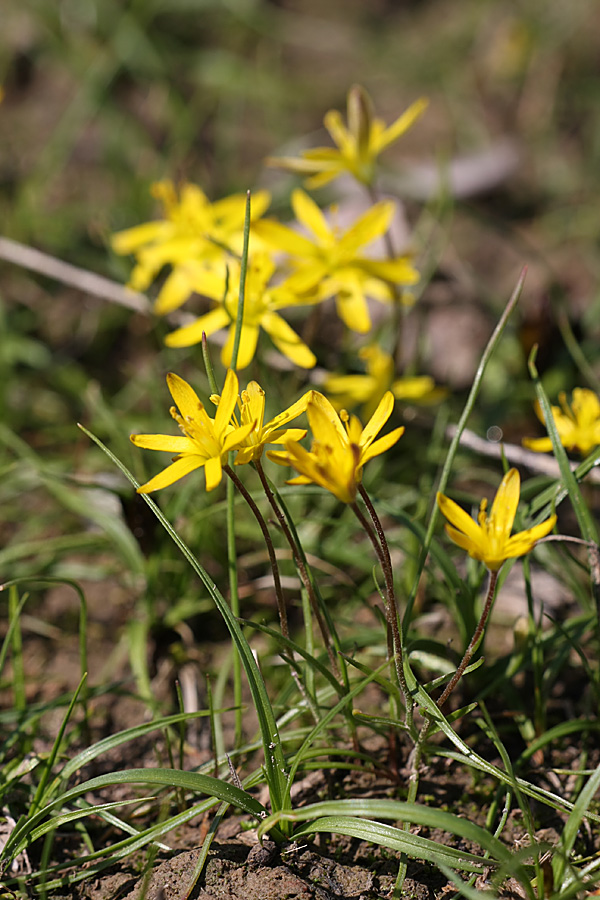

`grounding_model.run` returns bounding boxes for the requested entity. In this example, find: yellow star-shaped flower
[324,344,443,419]
[130,370,255,493]
[436,468,556,572]
[254,190,418,334]
[164,252,316,370]
[523,388,600,456]
[267,85,428,189]
[112,181,270,315]
[268,391,404,504]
